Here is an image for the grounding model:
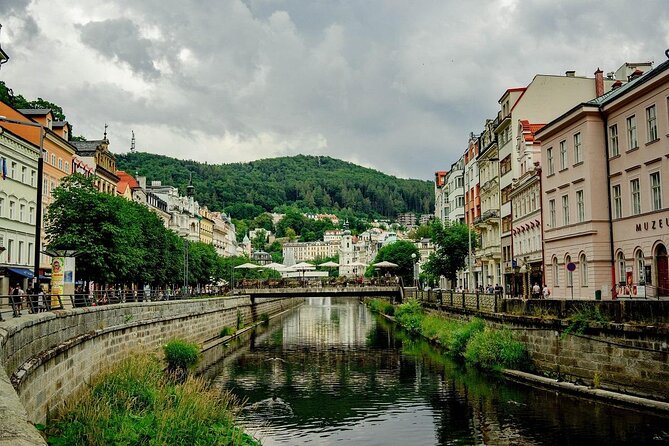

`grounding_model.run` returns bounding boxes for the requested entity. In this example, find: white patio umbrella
[292,262,316,270]
[234,263,261,269]
[318,261,340,267]
[265,262,288,270]
[373,261,399,268]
